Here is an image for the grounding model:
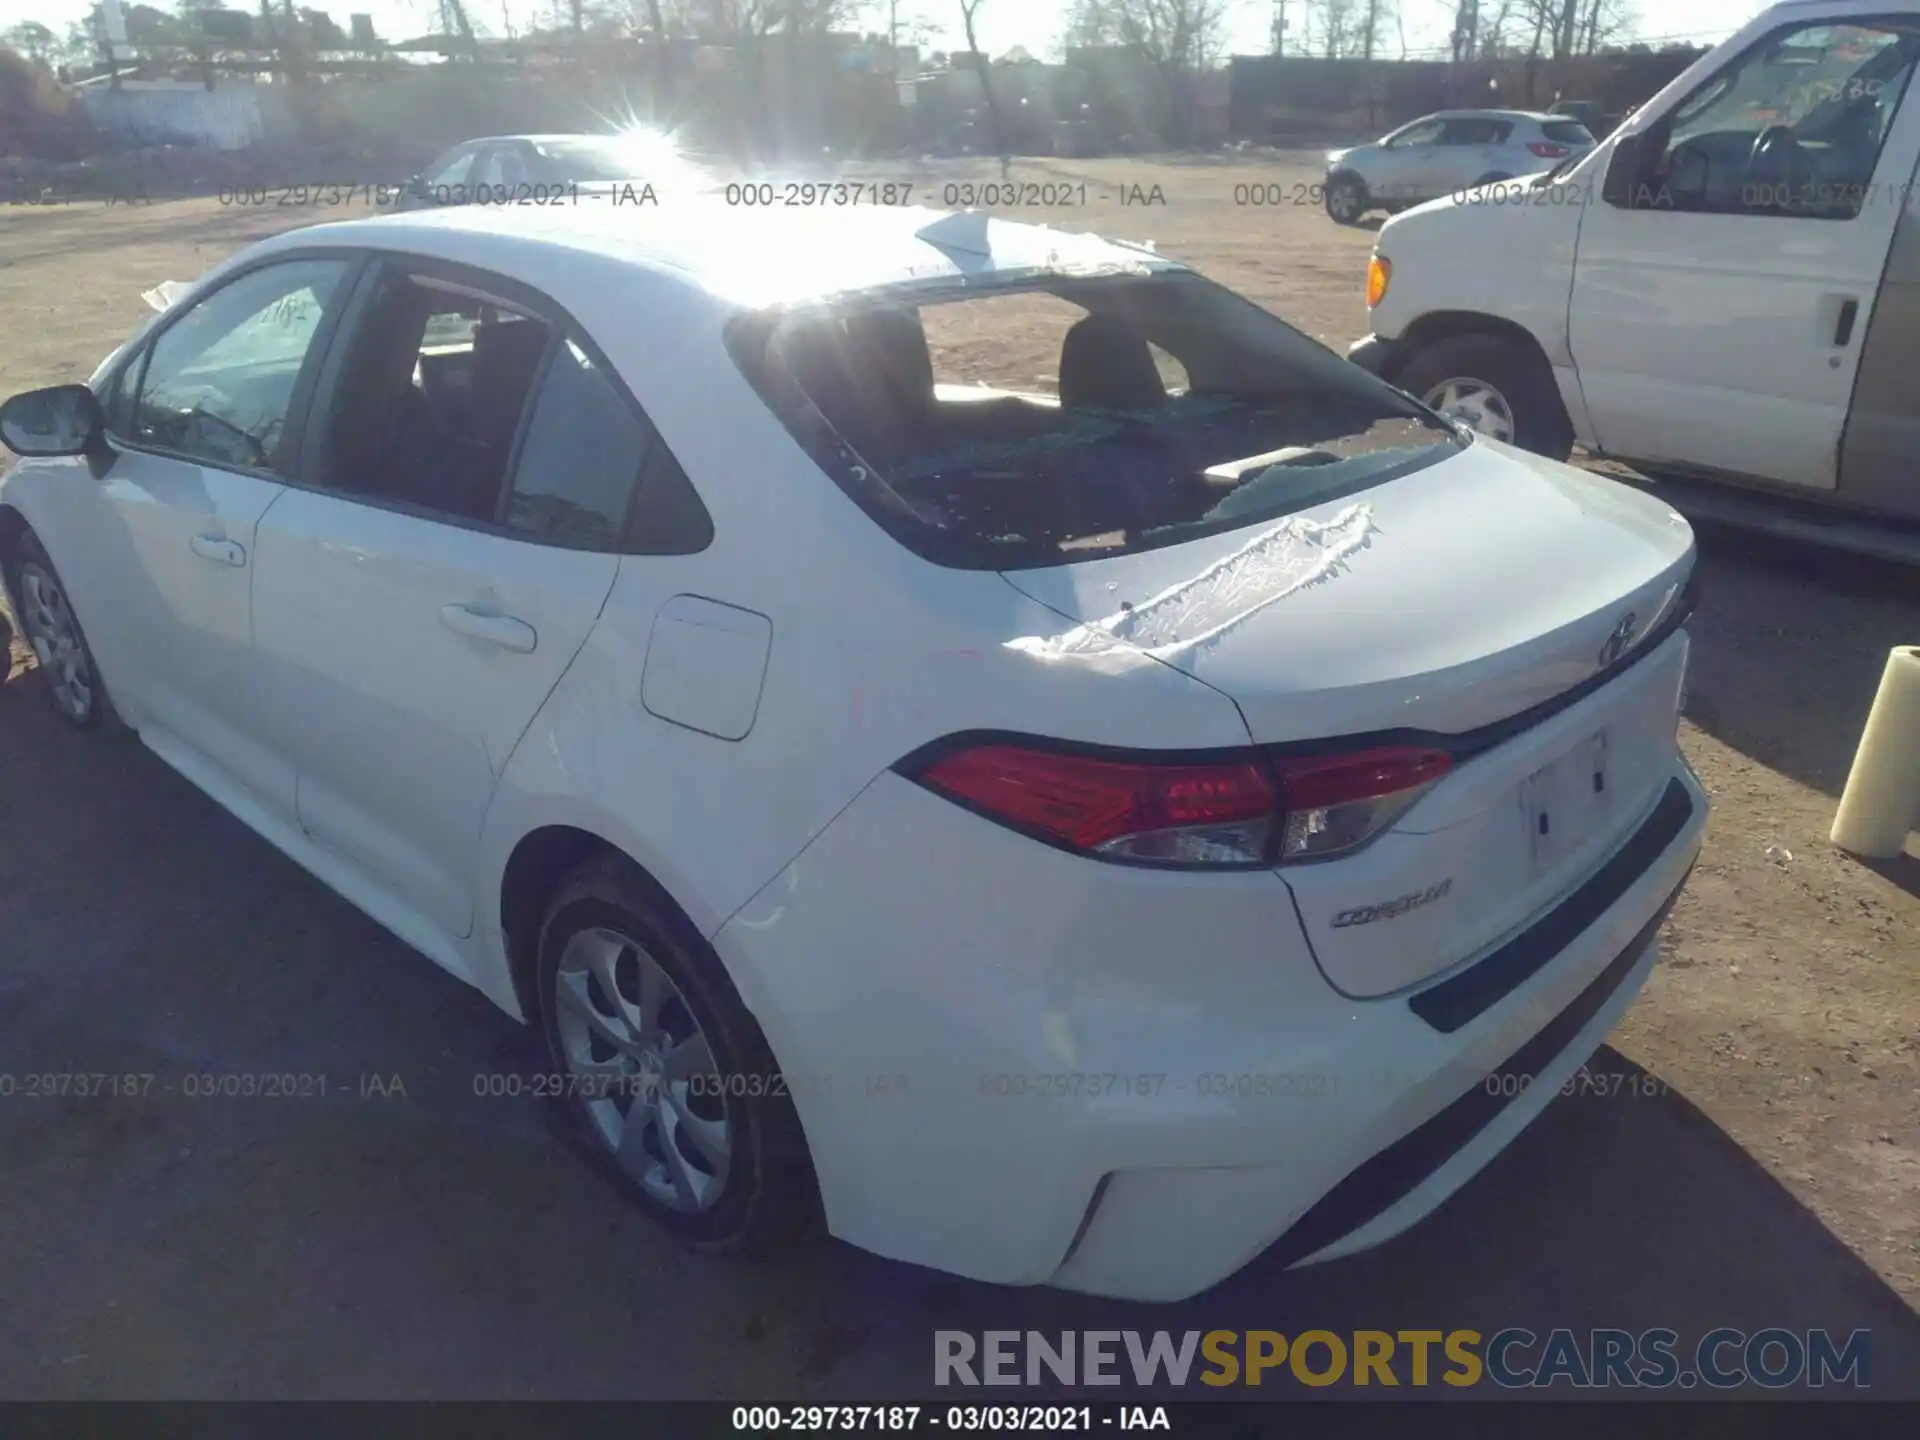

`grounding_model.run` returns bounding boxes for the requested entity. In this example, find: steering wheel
[1748,124,1817,207]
